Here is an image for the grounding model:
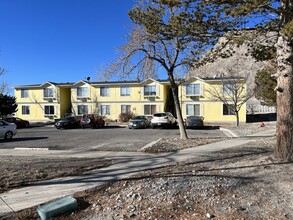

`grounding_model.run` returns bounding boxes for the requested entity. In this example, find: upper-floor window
[100,87,109,97]
[77,105,88,115]
[44,105,55,115]
[144,85,156,96]
[77,86,88,98]
[186,104,200,116]
[21,89,28,98]
[186,83,201,96]
[43,87,54,98]
[223,81,235,95]
[223,104,235,115]
[120,86,130,96]
[121,105,131,113]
